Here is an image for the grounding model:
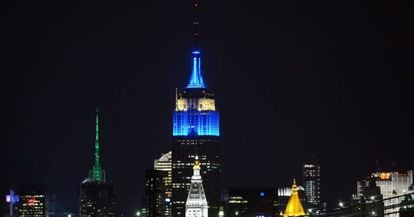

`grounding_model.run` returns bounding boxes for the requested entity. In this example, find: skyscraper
[171,1,221,217]
[185,158,208,217]
[144,151,173,217]
[155,151,173,217]
[302,160,321,210]
[18,184,48,217]
[145,169,169,217]
[79,110,116,217]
